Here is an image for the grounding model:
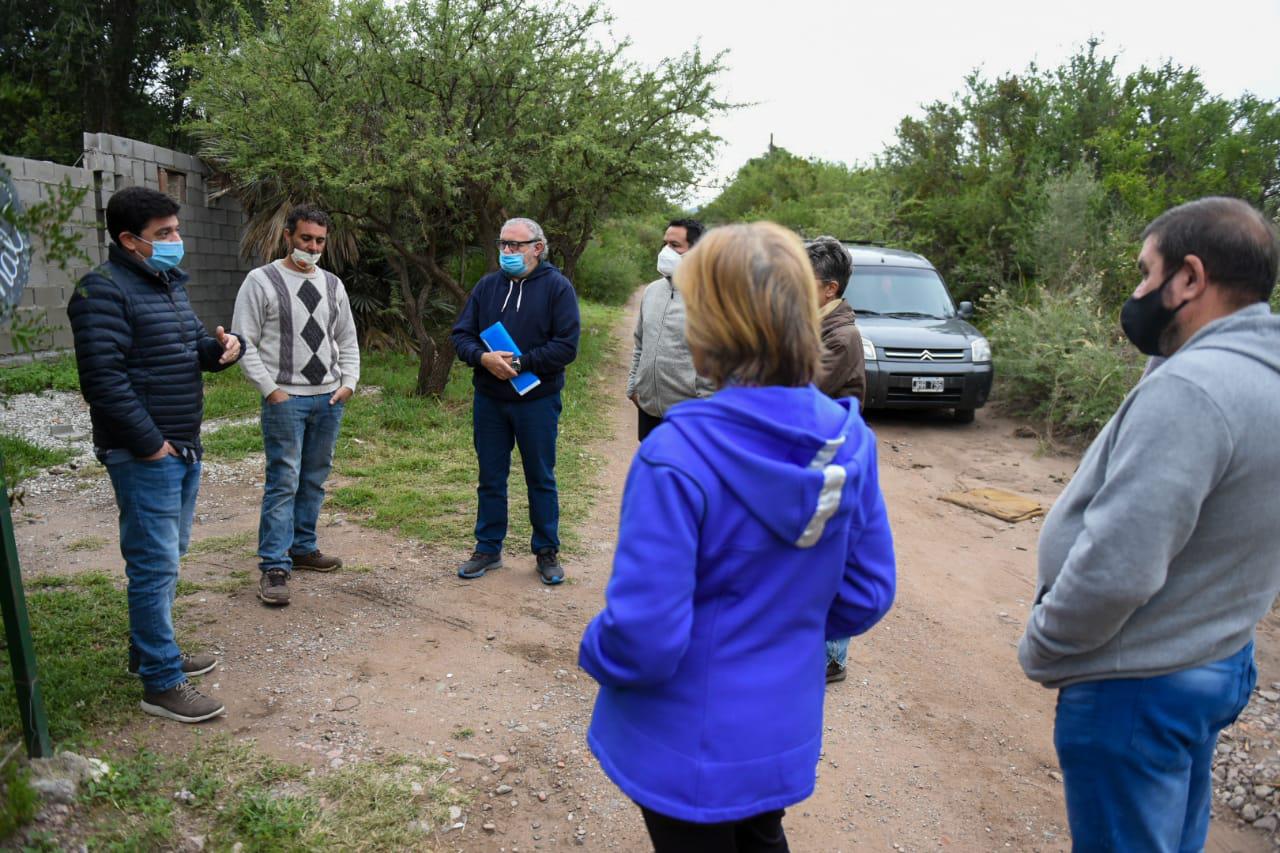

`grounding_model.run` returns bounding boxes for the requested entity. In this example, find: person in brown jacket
[808,236,866,408]
[806,236,867,684]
